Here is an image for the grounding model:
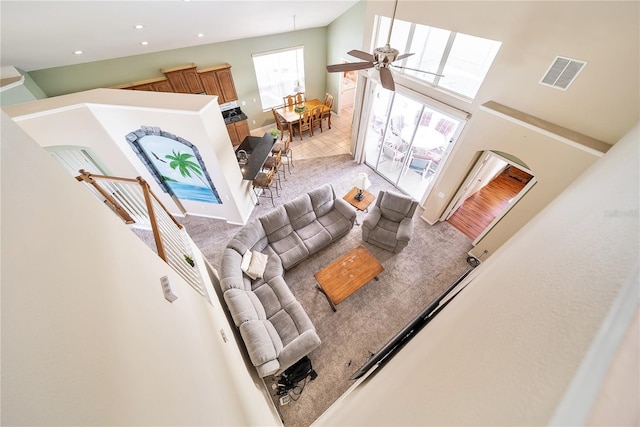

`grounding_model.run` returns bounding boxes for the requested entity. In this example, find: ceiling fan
[326,0,443,91]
